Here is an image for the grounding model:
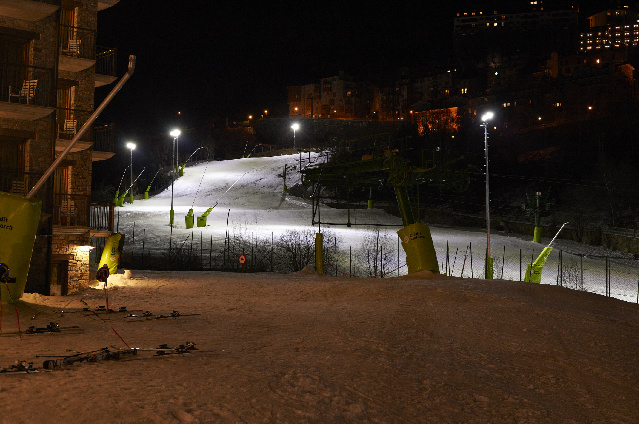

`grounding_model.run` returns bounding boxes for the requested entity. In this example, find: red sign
[238,254,247,265]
